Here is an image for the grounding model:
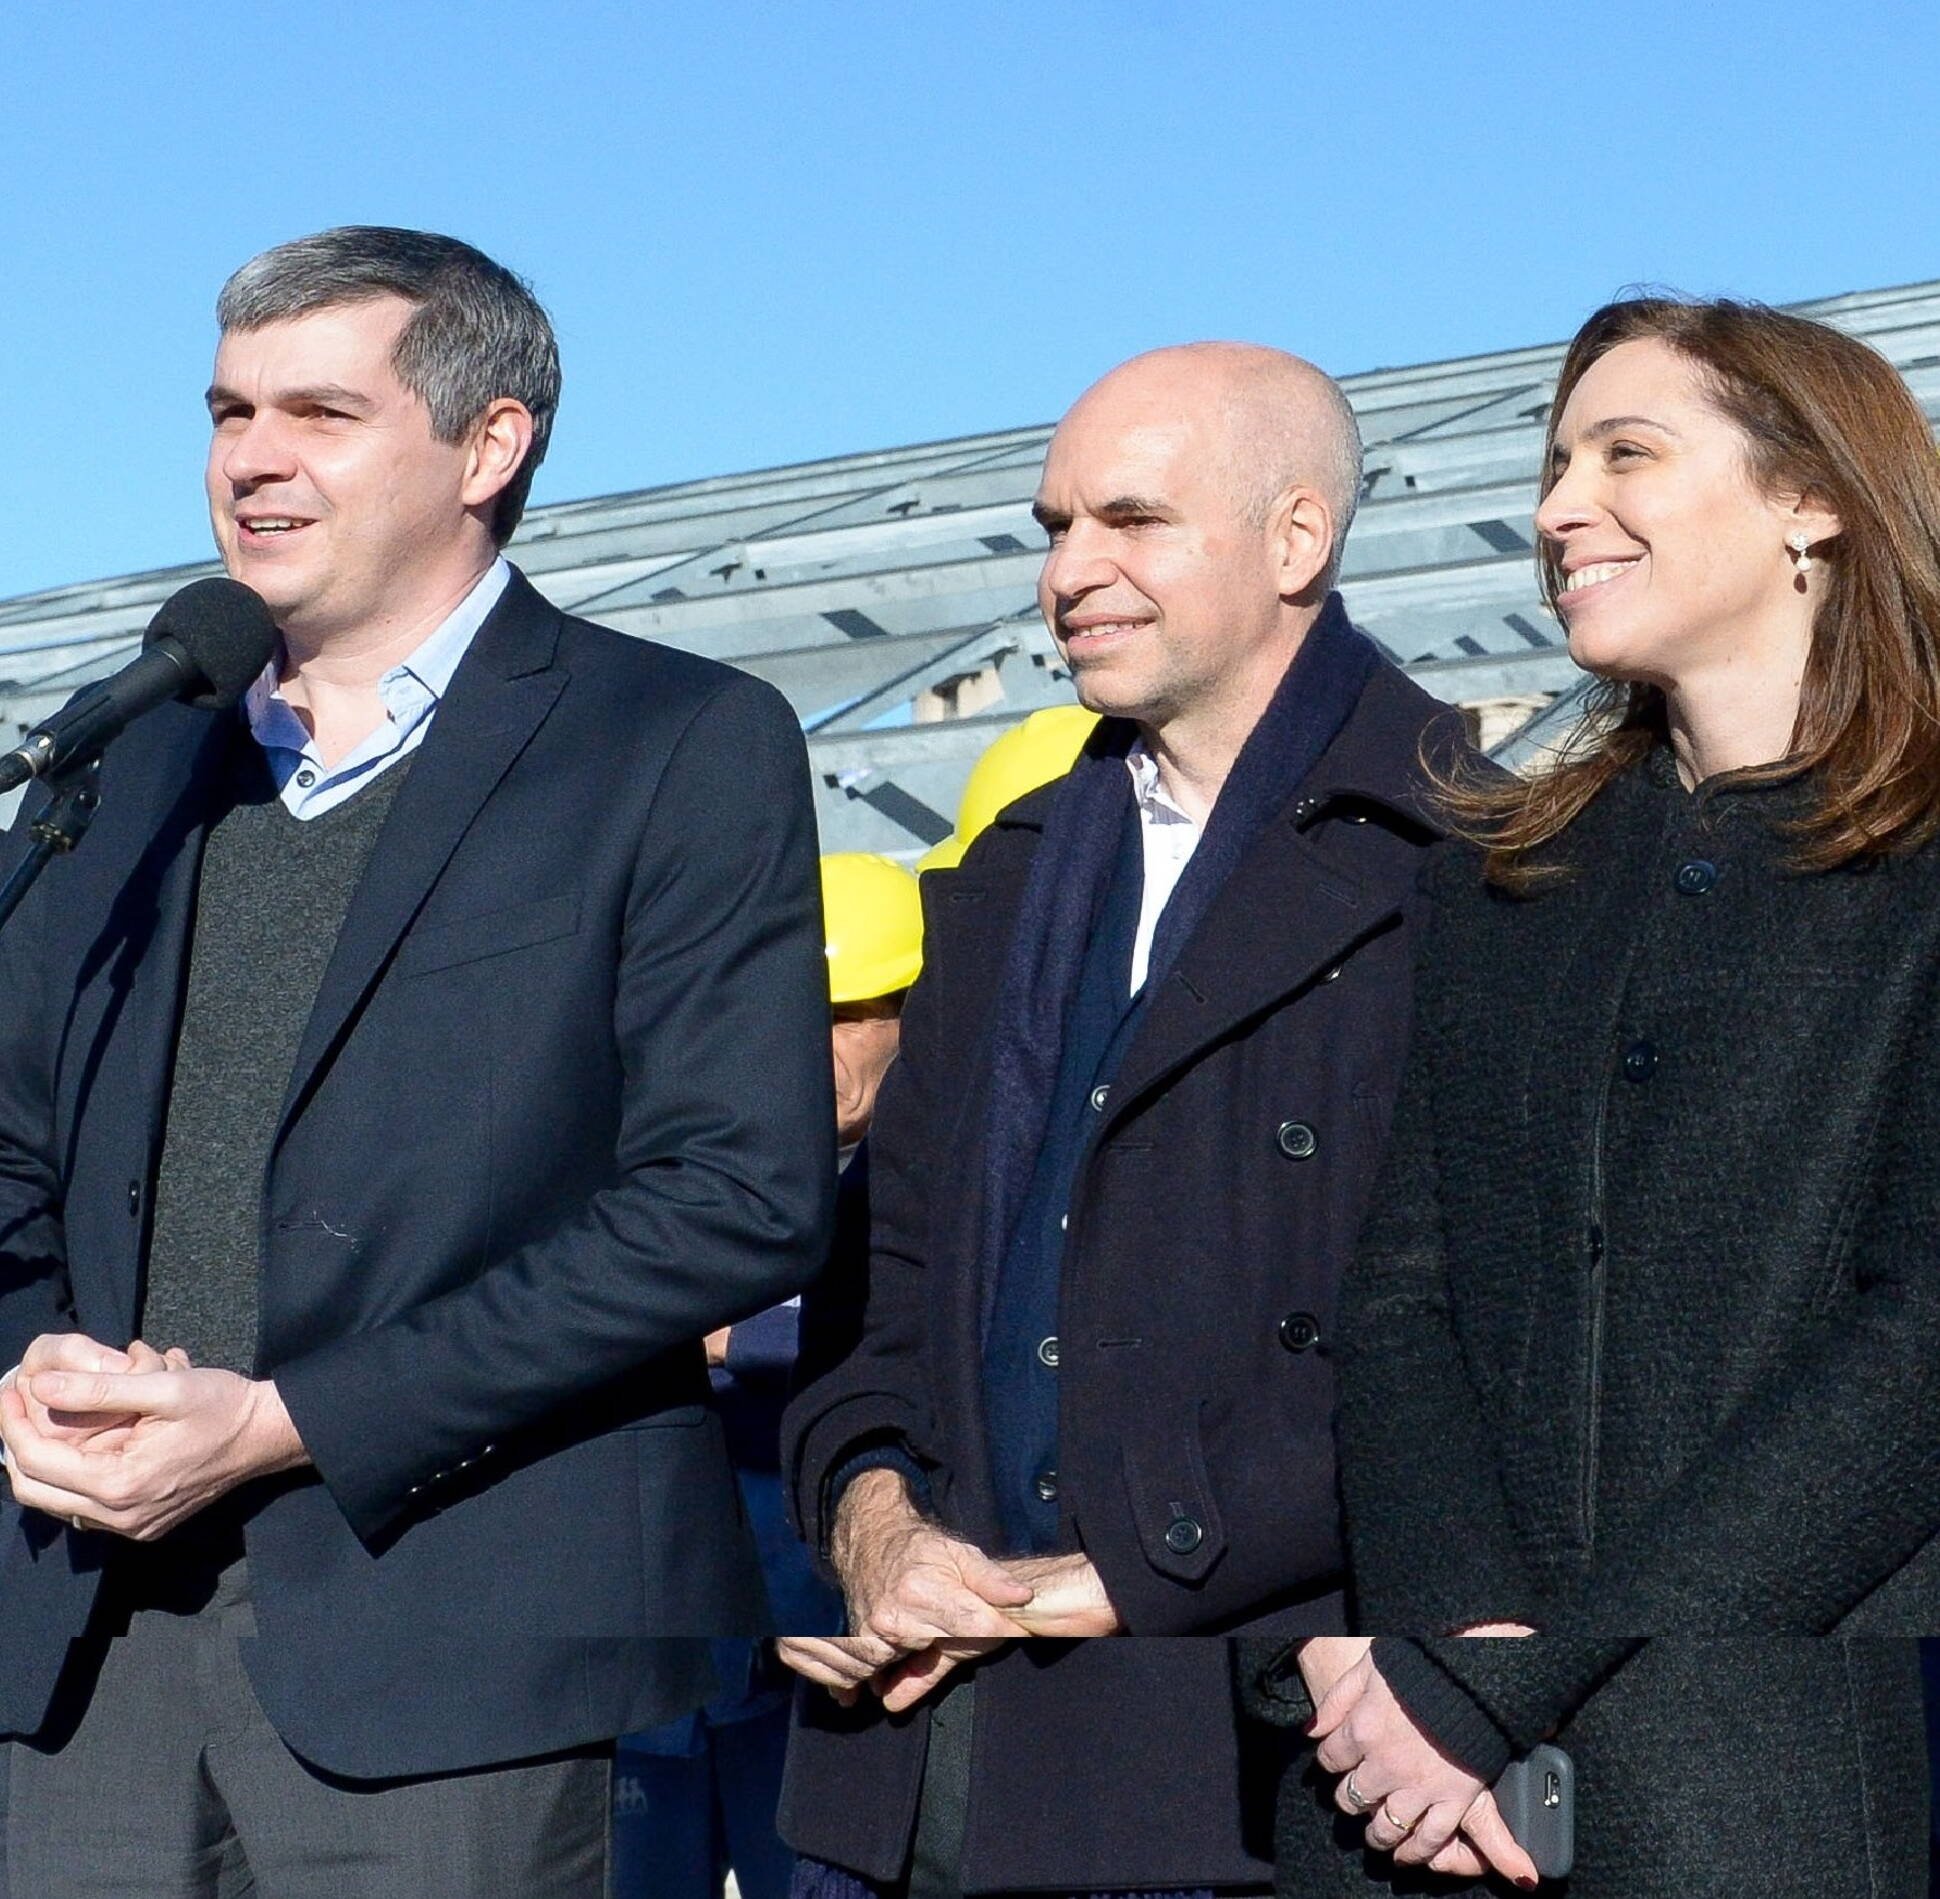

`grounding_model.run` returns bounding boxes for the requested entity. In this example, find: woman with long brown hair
[1250,298,1940,1895]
